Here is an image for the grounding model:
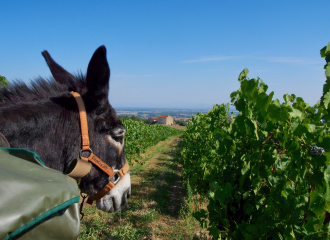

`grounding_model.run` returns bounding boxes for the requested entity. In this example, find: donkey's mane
[0,73,86,106]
